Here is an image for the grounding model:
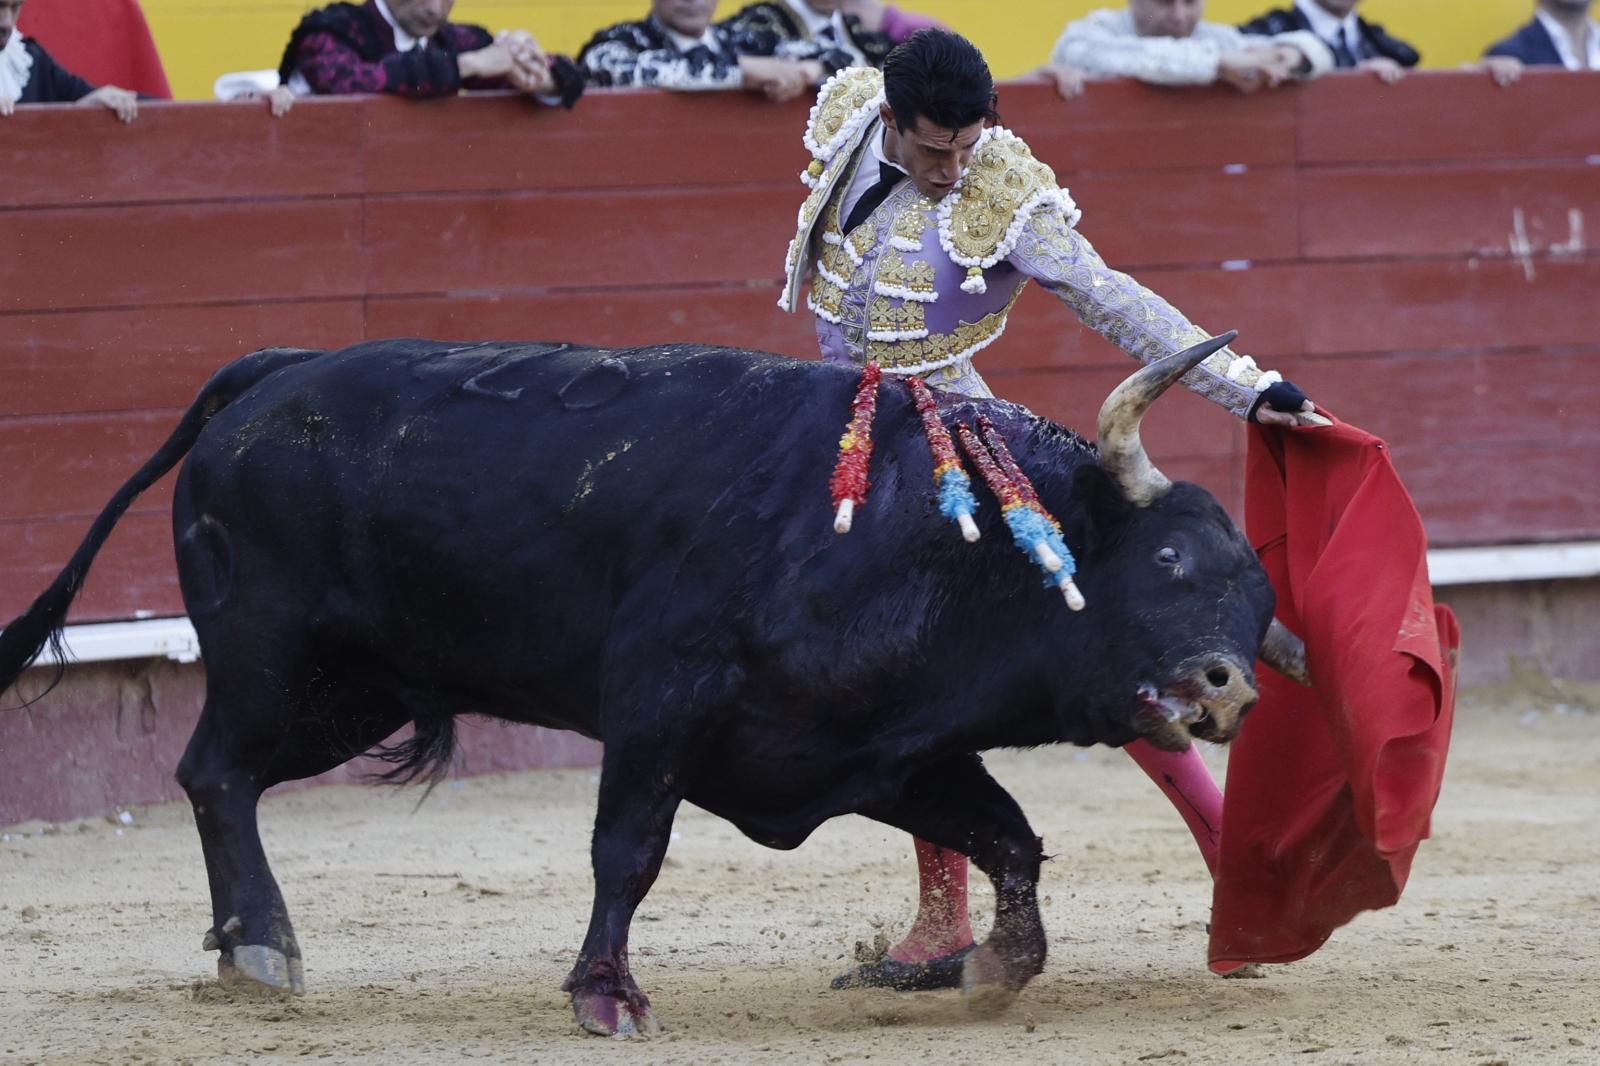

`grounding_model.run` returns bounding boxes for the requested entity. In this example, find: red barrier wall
[4,73,1599,626]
